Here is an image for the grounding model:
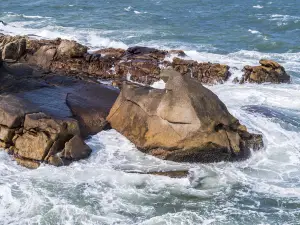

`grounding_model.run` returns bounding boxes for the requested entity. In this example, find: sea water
[1,0,300,224]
